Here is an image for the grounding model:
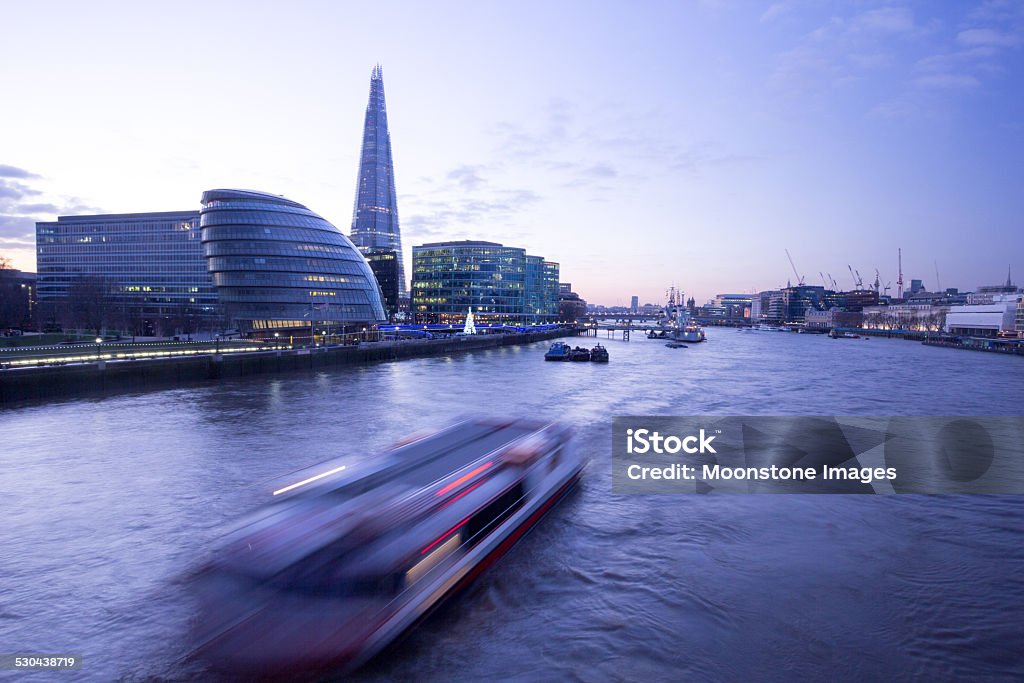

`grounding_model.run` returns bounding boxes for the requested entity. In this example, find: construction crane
[883,281,892,295]
[855,269,865,289]
[848,265,863,290]
[874,268,881,294]
[934,261,942,293]
[827,272,837,289]
[785,249,805,285]
[819,271,829,288]
[897,248,904,299]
